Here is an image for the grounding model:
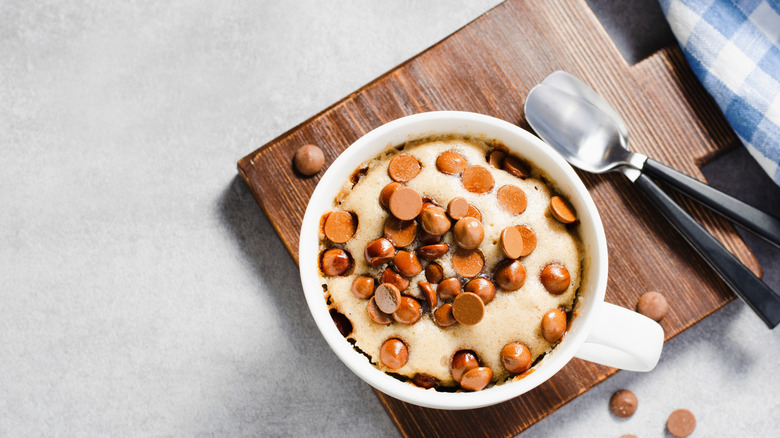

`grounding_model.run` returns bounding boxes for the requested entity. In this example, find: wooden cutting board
[237,0,760,436]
